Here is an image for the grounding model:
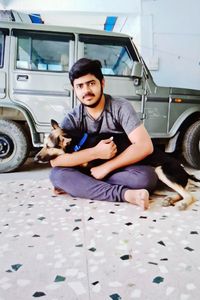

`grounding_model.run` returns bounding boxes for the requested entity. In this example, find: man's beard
[82,87,103,108]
